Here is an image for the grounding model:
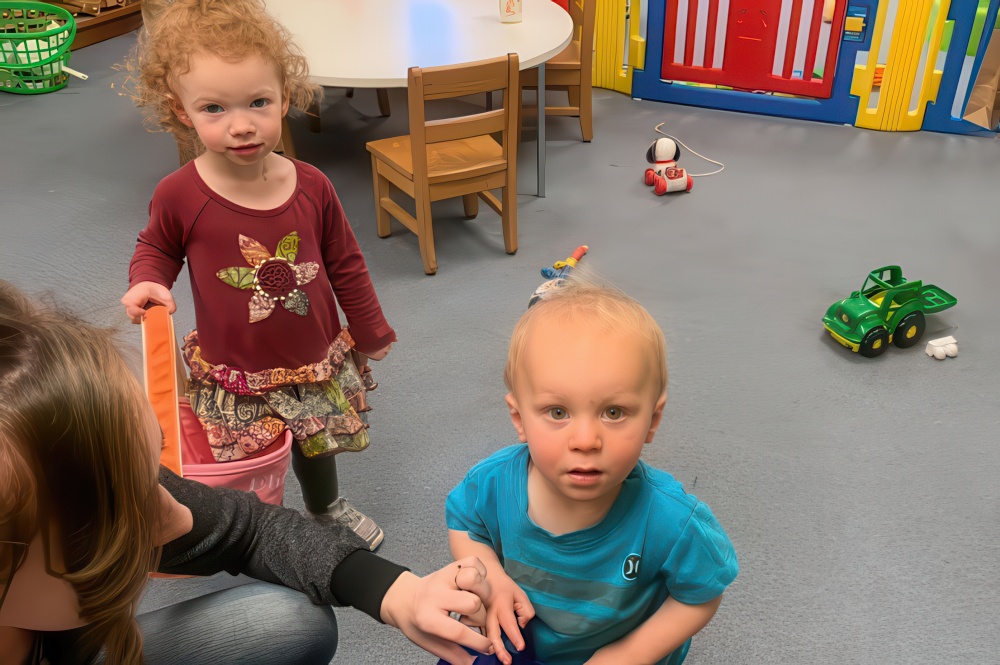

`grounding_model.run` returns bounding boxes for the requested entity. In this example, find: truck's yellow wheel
[893,311,926,348]
[859,327,888,358]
